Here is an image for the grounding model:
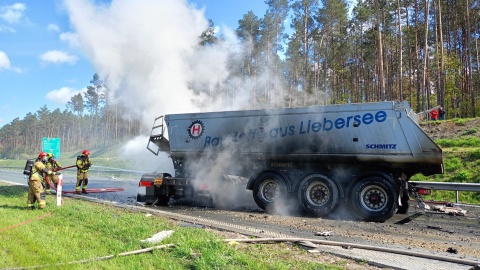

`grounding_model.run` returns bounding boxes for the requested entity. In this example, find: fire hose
[44,164,76,192]
[45,165,124,194]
